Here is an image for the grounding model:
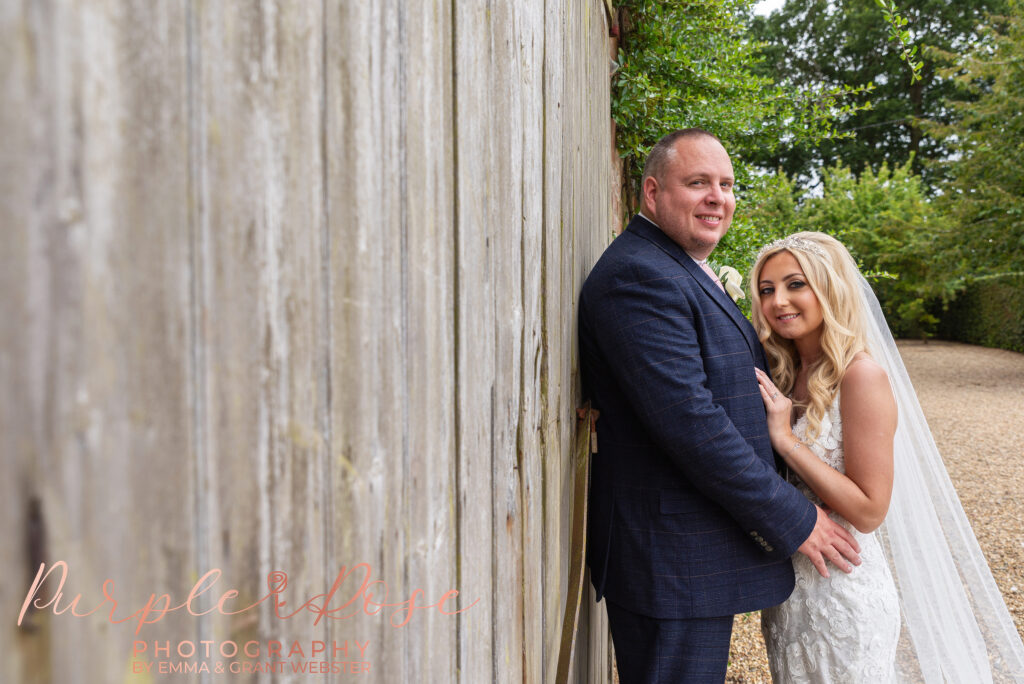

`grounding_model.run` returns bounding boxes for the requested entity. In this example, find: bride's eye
[789,280,806,289]
[759,286,774,296]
